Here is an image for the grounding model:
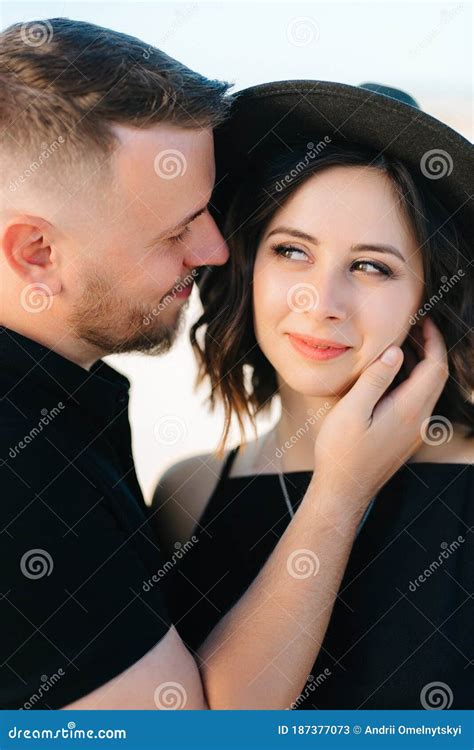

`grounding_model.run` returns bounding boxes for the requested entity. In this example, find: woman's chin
[282,375,355,400]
